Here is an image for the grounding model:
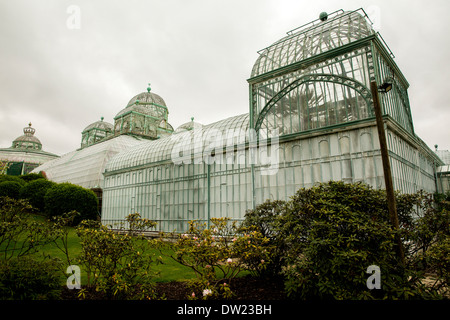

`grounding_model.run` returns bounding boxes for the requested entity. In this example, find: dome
[113,85,173,139]
[114,89,167,119]
[82,117,113,133]
[250,10,374,78]
[175,118,203,133]
[12,123,42,150]
[81,117,114,149]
